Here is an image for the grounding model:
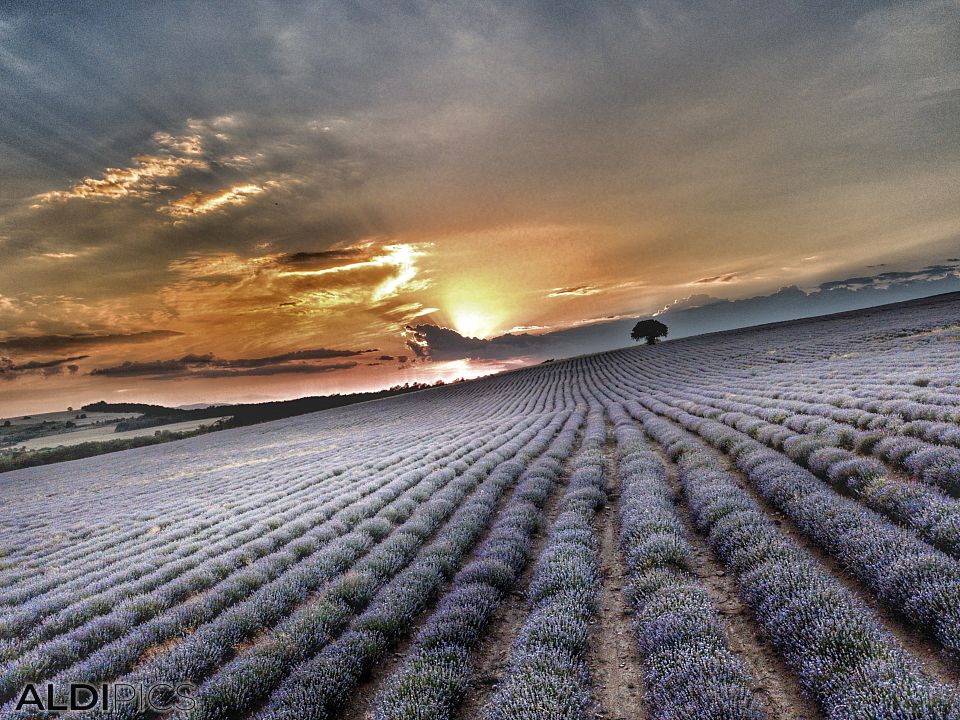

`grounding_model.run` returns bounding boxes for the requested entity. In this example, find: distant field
[0,410,139,427]
[2,293,960,719]
[0,410,141,450]
[12,417,230,451]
